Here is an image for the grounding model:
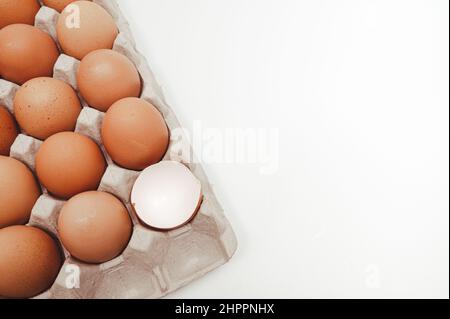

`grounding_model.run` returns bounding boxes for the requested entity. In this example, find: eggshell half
[131,161,202,230]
